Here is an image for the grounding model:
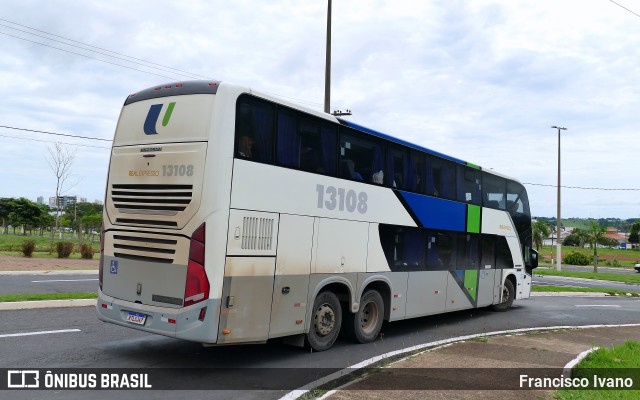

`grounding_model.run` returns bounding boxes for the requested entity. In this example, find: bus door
[477,235,499,307]
[218,210,279,344]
